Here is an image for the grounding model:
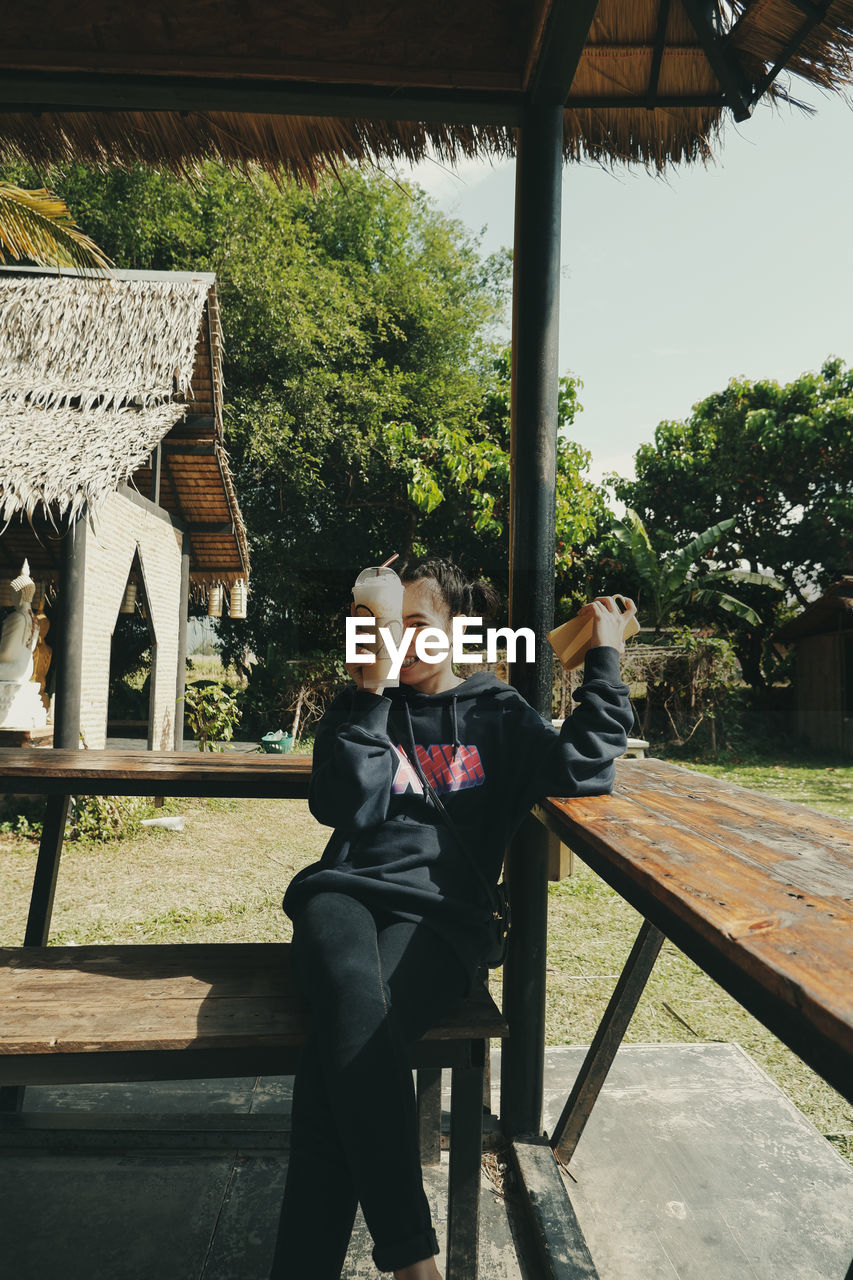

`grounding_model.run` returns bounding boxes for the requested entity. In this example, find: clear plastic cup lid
[355,566,401,583]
